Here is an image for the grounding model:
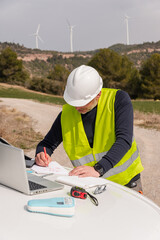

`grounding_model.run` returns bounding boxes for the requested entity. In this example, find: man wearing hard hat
[35,65,144,191]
